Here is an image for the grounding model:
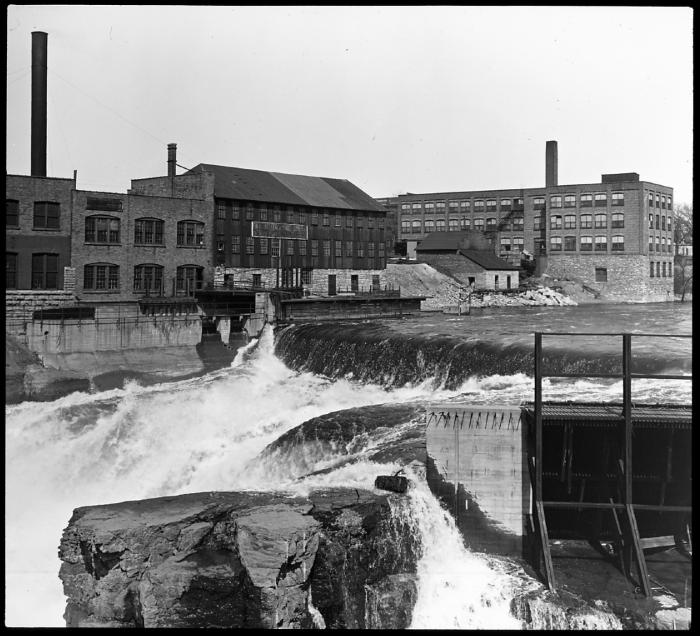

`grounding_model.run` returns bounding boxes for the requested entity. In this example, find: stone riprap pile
[470,286,578,309]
